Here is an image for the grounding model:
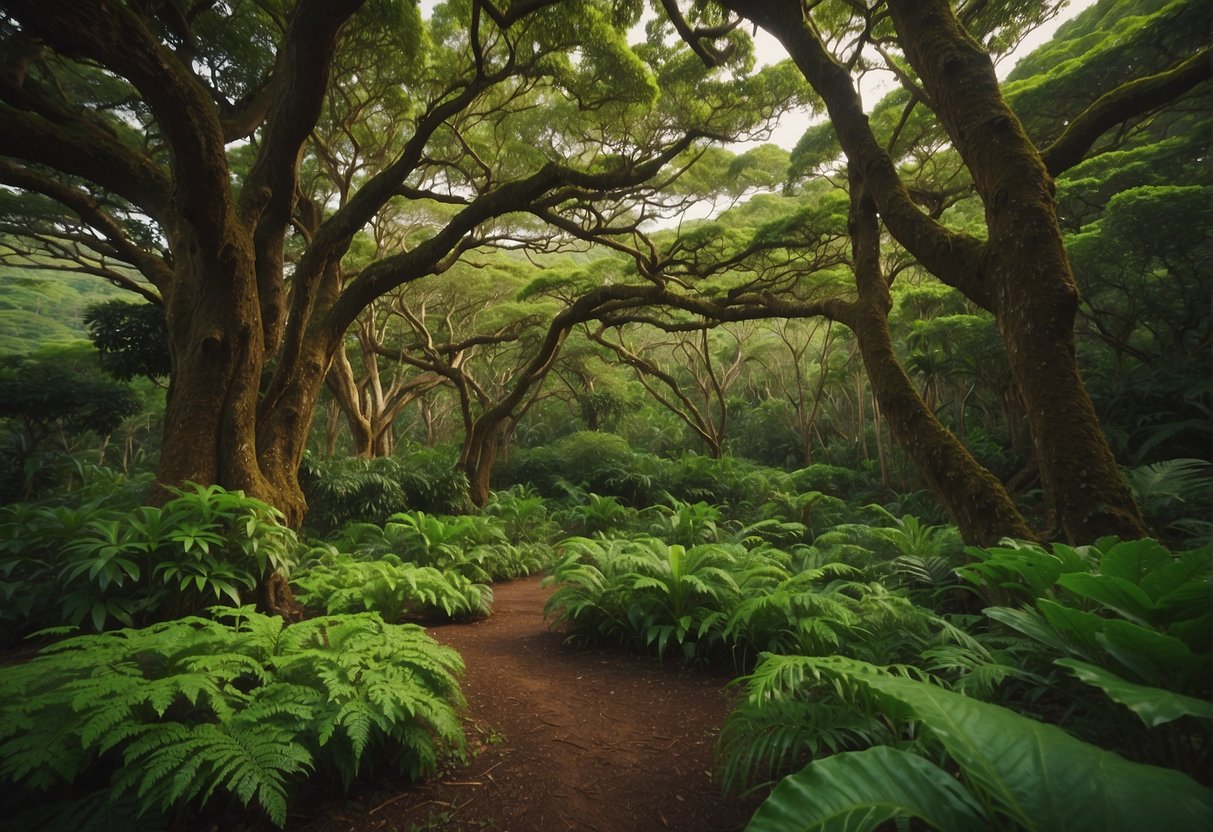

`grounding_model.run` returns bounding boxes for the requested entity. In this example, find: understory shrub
[0,609,465,829]
[0,483,298,642]
[292,550,491,622]
[322,510,553,583]
[544,536,782,663]
[963,536,1211,777]
[742,657,1212,832]
[300,447,473,535]
[719,535,1211,822]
